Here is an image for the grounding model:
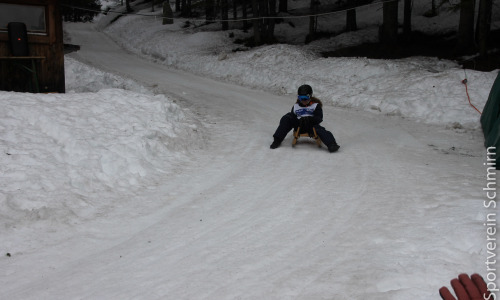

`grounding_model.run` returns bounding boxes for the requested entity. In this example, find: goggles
[298,95,311,101]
